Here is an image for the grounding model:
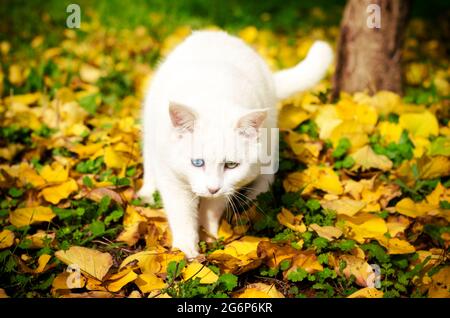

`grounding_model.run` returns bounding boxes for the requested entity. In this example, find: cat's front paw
[172,240,200,260]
